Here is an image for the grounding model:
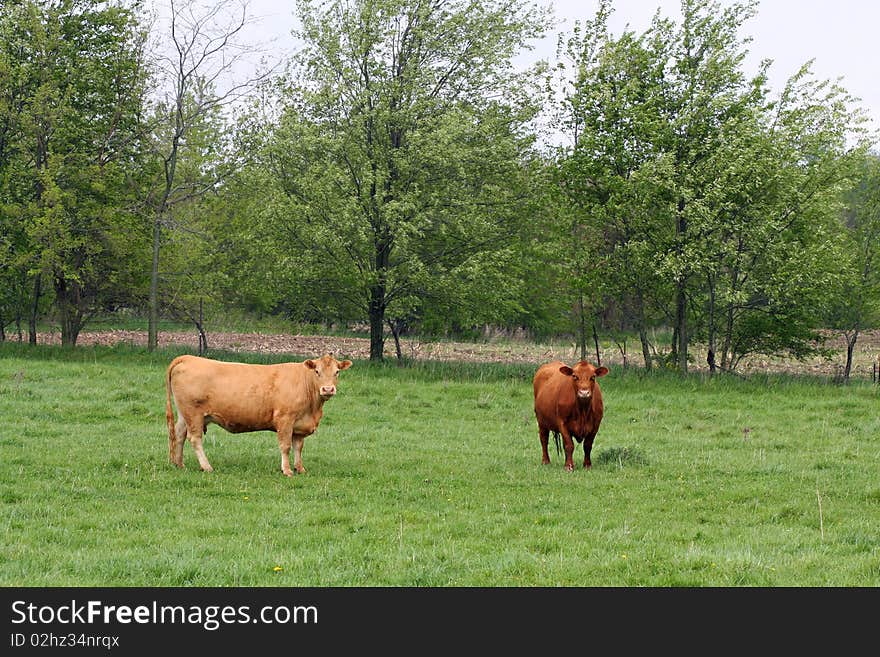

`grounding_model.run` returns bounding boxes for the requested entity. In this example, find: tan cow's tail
[166,358,180,465]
